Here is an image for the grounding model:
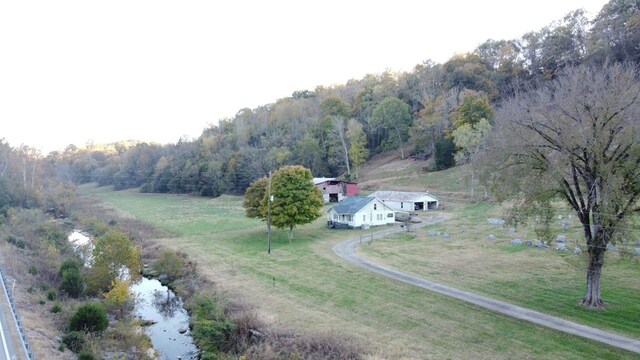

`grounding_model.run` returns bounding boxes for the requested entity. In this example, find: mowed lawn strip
[79,185,638,359]
[360,202,640,340]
